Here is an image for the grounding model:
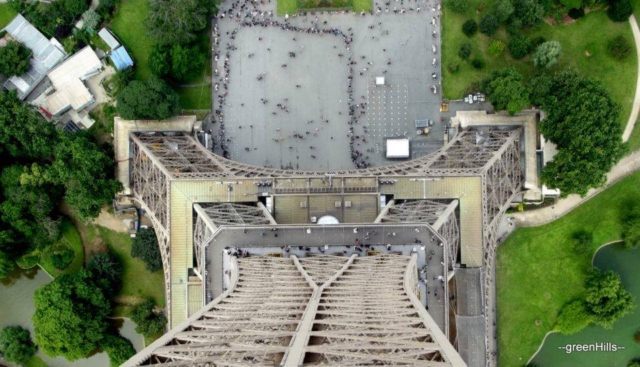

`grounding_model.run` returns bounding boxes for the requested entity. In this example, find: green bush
[479,13,499,36]
[533,41,562,68]
[0,41,31,77]
[131,300,167,337]
[508,35,533,59]
[556,300,593,334]
[494,0,514,22]
[462,19,478,37]
[572,230,593,254]
[447,0,469,14]
[607,0,633,22]
[102,335,135,367]
[50,247,74,270]
[622,205,640,249]
[506,18,522,36]
[458,42,472,59]
[513,0,544,27]
[471,58,485,69]
[608,35,632,60]
[131,228,163,272]
[0,326,37,365]
[488,40,506,58]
